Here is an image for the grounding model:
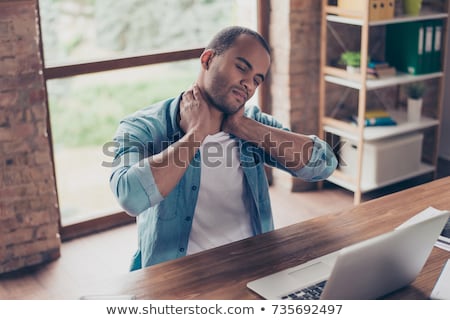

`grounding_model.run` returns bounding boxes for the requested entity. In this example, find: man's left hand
[221,105,245,135]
